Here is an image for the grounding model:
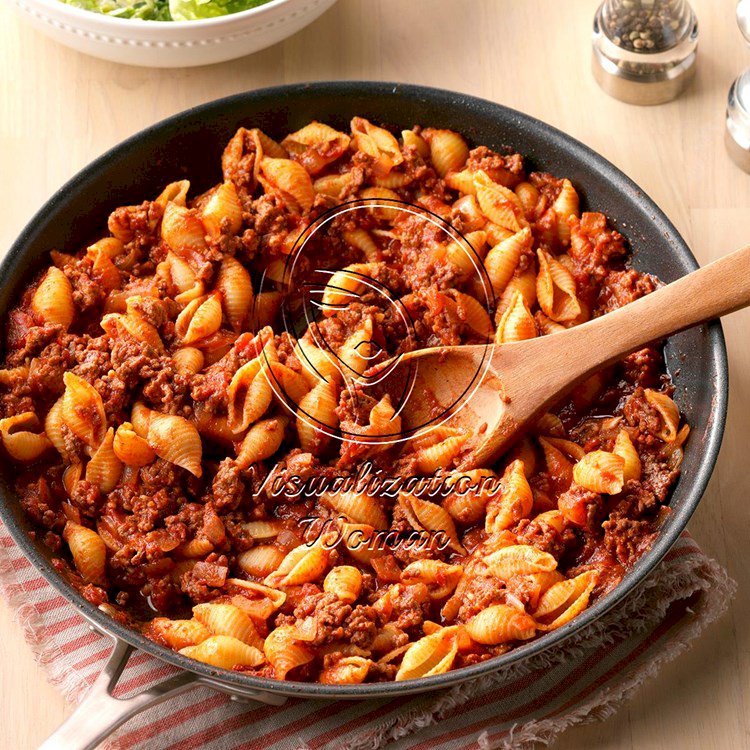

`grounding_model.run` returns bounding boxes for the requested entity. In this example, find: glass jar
[592,0,698,105]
